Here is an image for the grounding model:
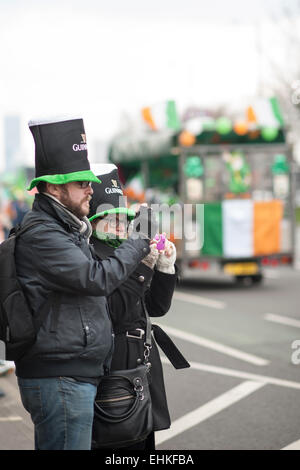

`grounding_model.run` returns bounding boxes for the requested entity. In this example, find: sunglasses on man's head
[76,181,92,189]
